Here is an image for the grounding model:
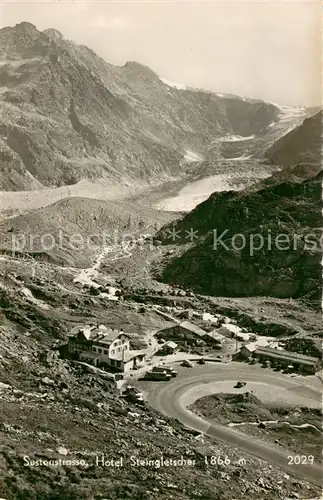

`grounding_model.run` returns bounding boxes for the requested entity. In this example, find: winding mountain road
[142,363,322,487]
